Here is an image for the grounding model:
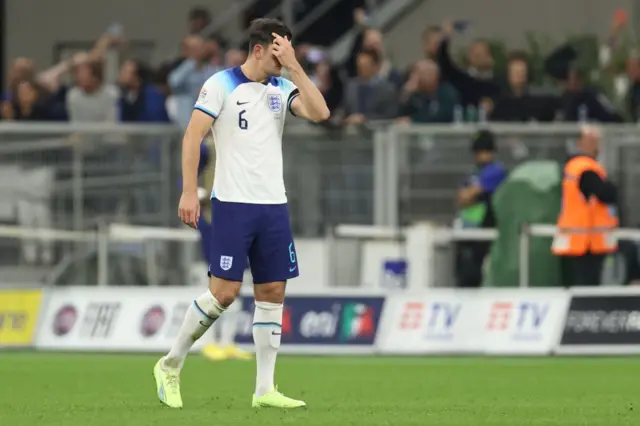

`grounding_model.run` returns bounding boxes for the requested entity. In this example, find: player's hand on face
[178,191,200,229]
[271,33,298,70]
